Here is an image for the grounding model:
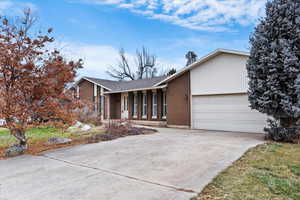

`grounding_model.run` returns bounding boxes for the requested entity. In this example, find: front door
[121,93,129,119]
